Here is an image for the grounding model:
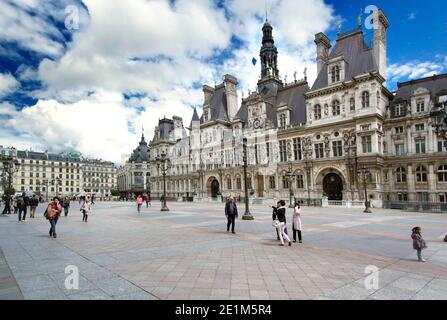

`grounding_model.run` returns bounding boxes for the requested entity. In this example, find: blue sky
[0,0,446,162]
